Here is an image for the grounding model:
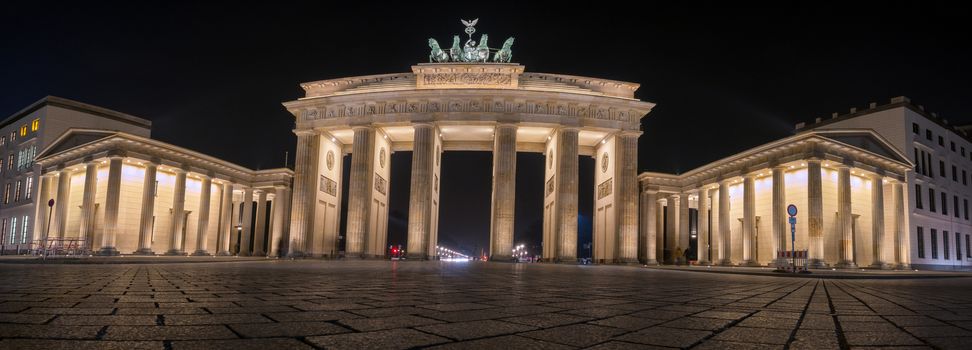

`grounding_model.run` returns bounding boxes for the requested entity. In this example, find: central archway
[283,63,654,263]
